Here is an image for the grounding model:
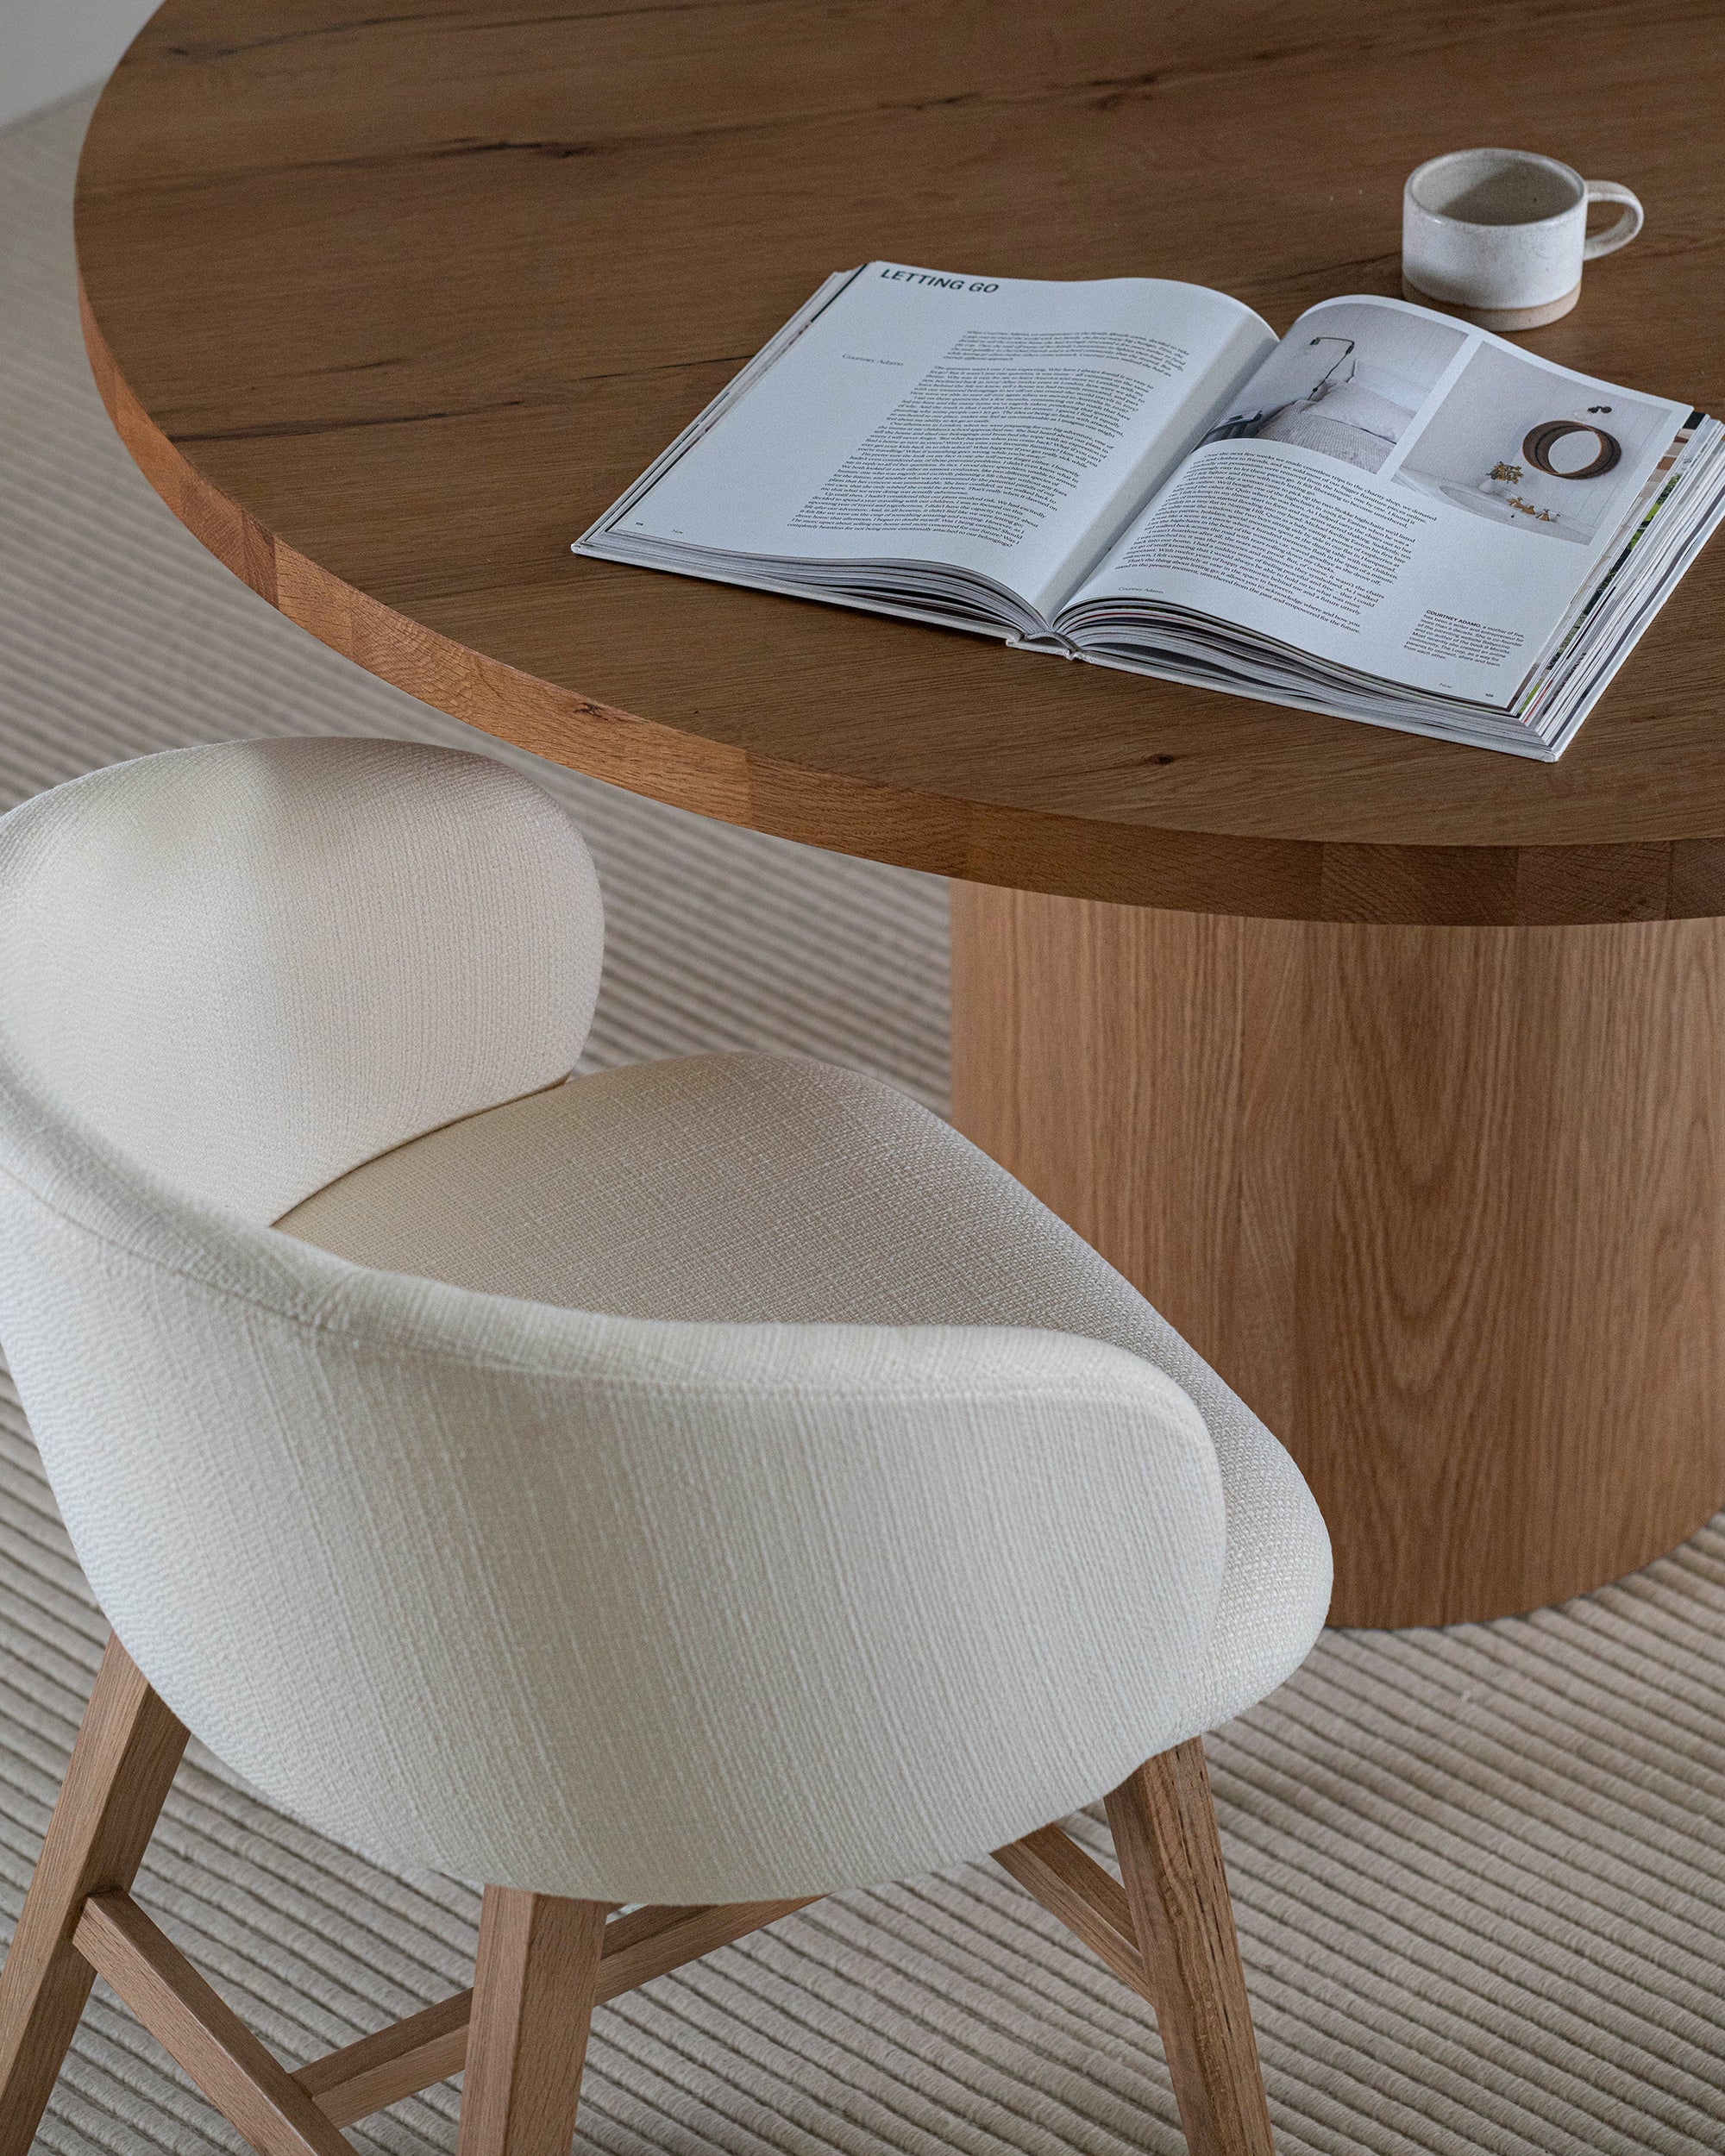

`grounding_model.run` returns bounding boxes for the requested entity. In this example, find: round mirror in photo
[1389,339,1673,543]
